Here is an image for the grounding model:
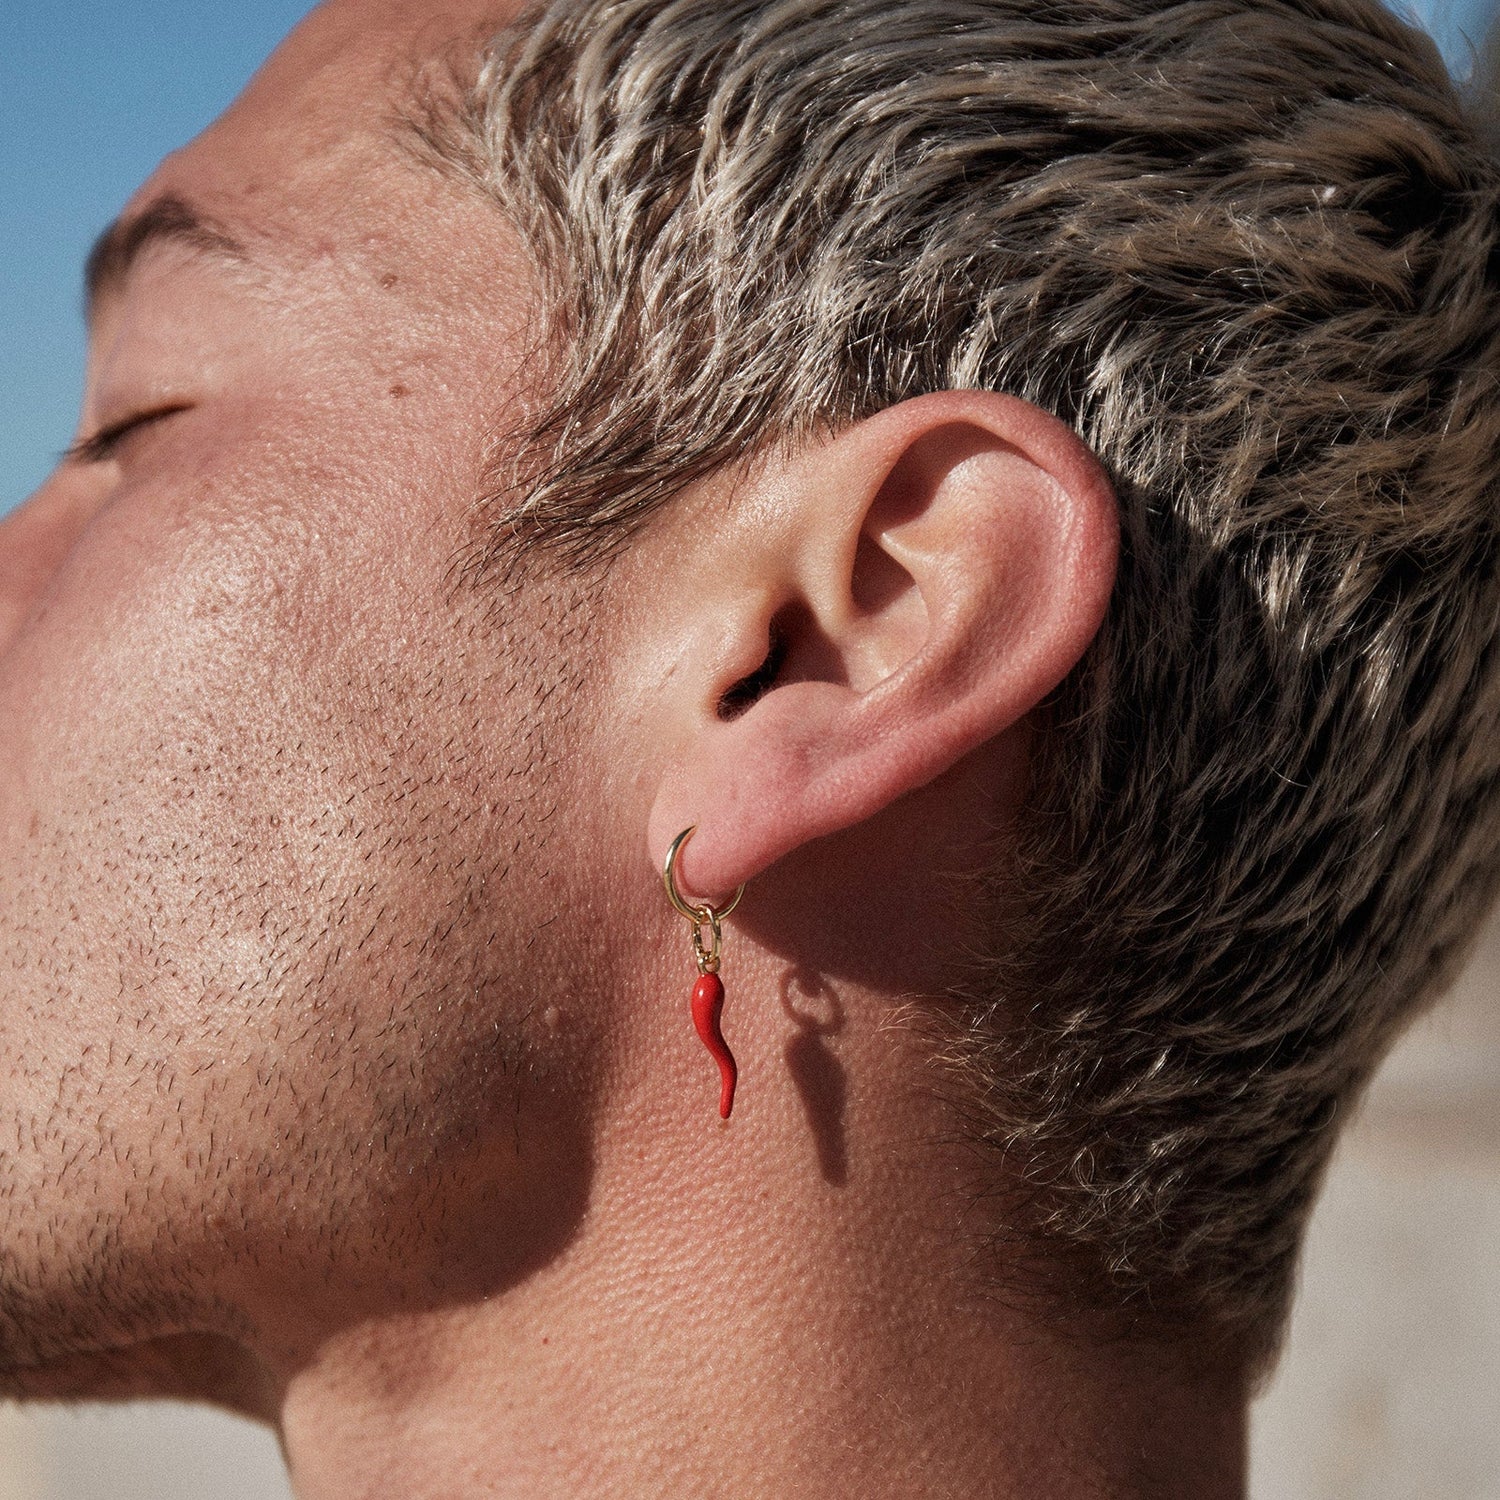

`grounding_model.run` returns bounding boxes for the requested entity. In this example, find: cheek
[0,448,453,1126]
[0,417,609,1311]
[0,442,602,1047]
